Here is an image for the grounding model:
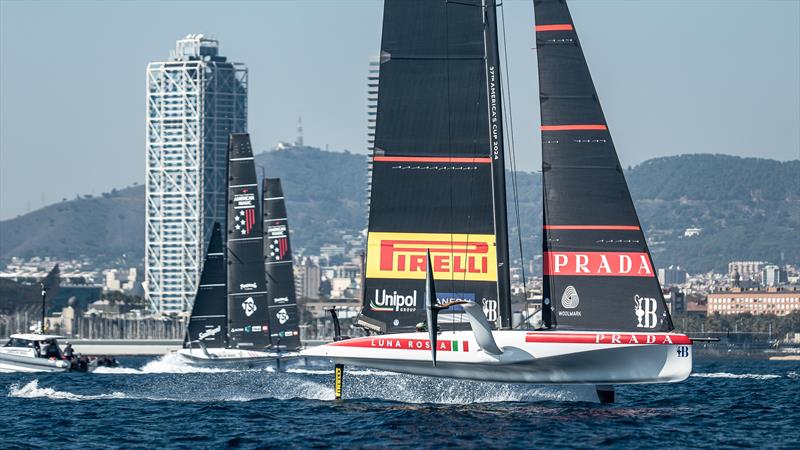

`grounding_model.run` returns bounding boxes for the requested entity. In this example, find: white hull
[302,330,692,384]
[174,347,301,369]
[0,352,71,373]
